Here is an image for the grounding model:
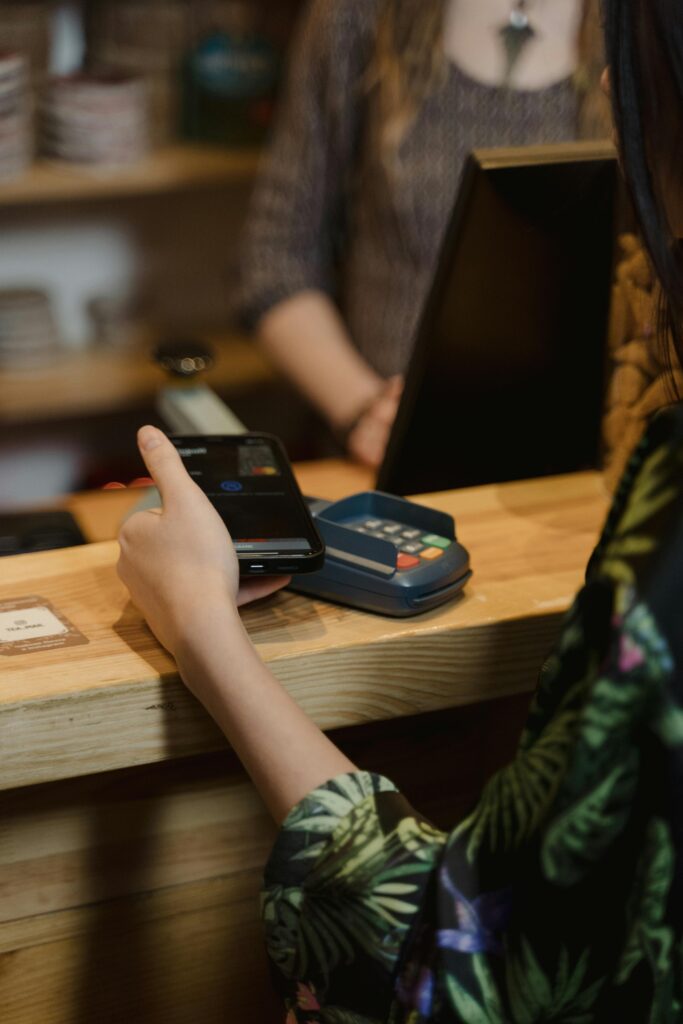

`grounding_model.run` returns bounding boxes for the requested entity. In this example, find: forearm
[176,603,356,824]
[257,290,383,429]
